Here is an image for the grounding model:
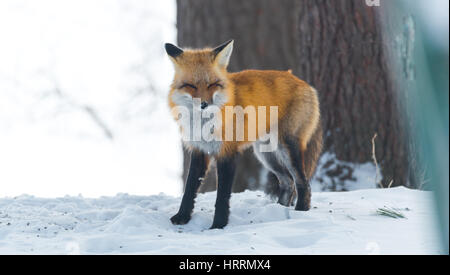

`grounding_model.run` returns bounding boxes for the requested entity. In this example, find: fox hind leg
[253,144,295,207]
[277,176,296,207]
[284,136,311,211]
